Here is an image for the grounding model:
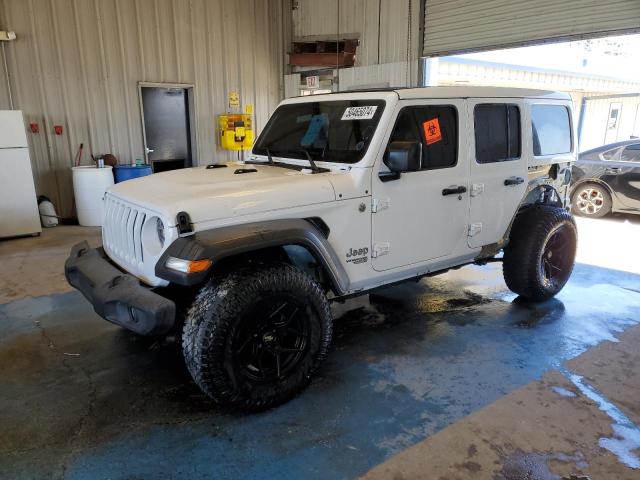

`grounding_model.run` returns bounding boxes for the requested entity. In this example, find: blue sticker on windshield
[301,114,328,147]
[296,114,313,123]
